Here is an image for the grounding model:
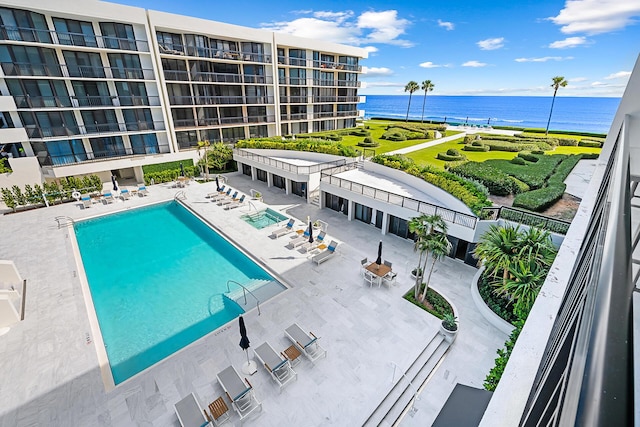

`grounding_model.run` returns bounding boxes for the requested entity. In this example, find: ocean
[359,95,621,134]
